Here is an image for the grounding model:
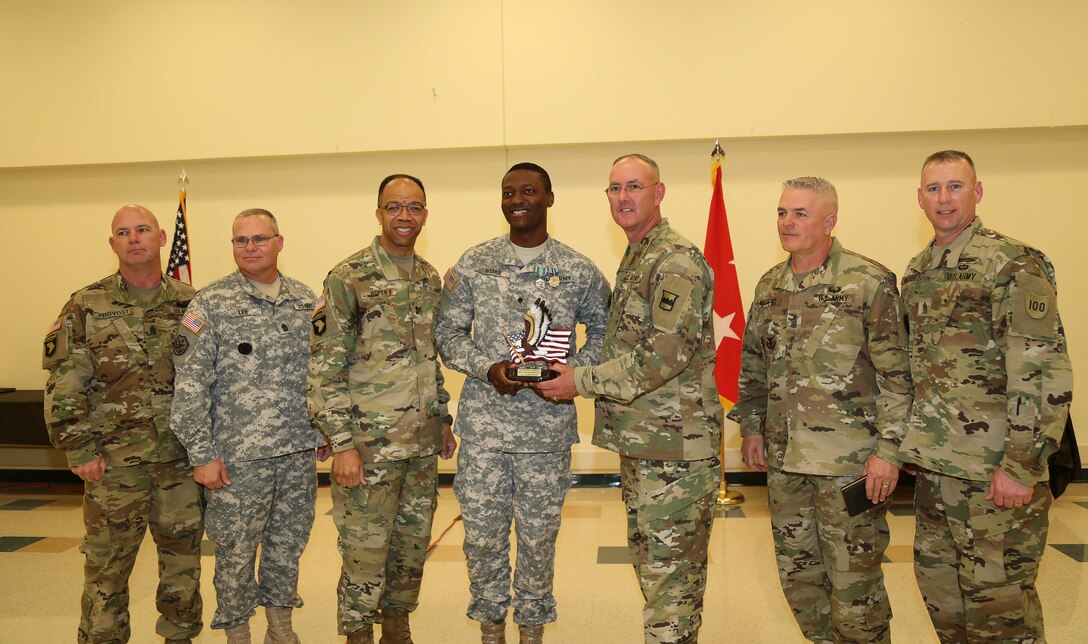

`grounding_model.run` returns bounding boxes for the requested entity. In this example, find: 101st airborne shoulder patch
[311,295,327,336]
[43,317,62,359]
[1010,272,1057,340]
